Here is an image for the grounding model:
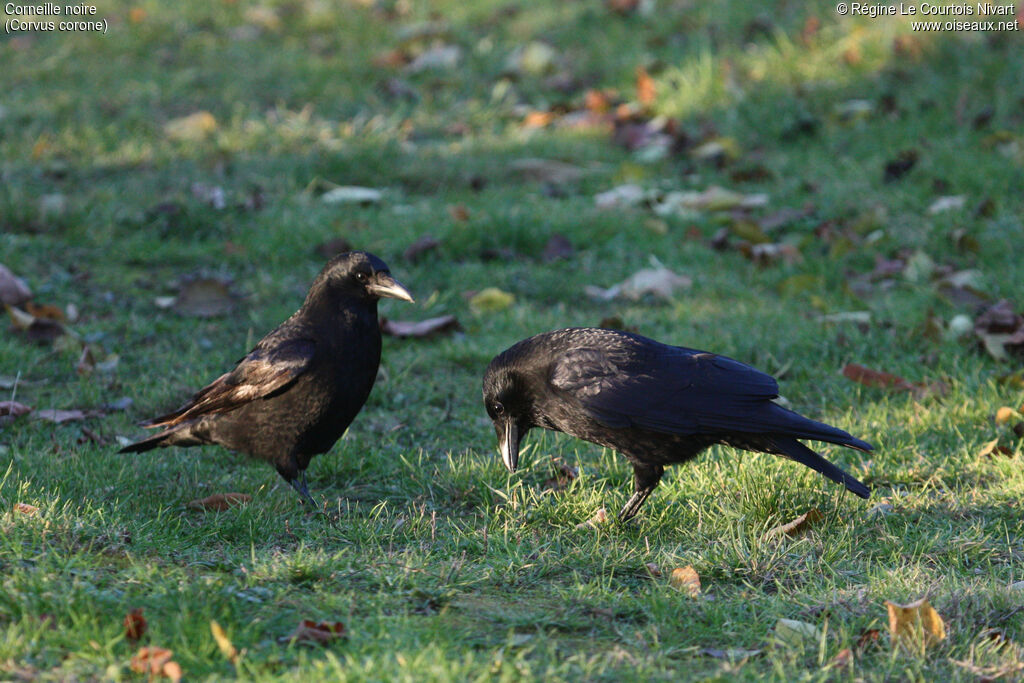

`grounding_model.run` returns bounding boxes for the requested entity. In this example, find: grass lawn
[2,0,1024,679]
